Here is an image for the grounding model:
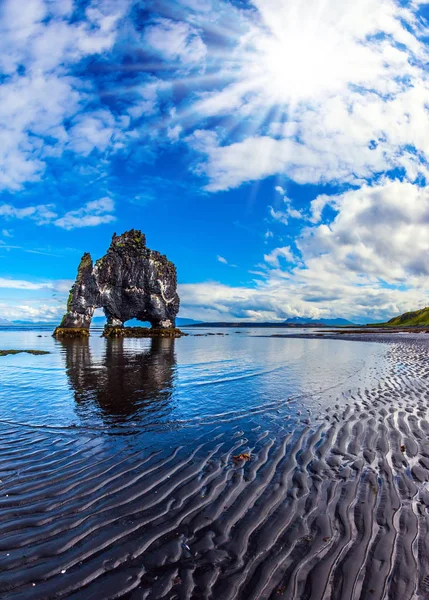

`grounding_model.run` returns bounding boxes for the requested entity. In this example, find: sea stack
[54,230,182,338]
